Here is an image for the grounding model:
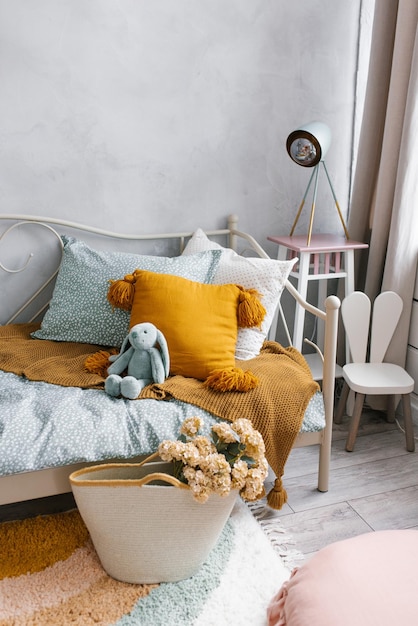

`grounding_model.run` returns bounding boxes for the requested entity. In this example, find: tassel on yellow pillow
[107,269,266,391]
